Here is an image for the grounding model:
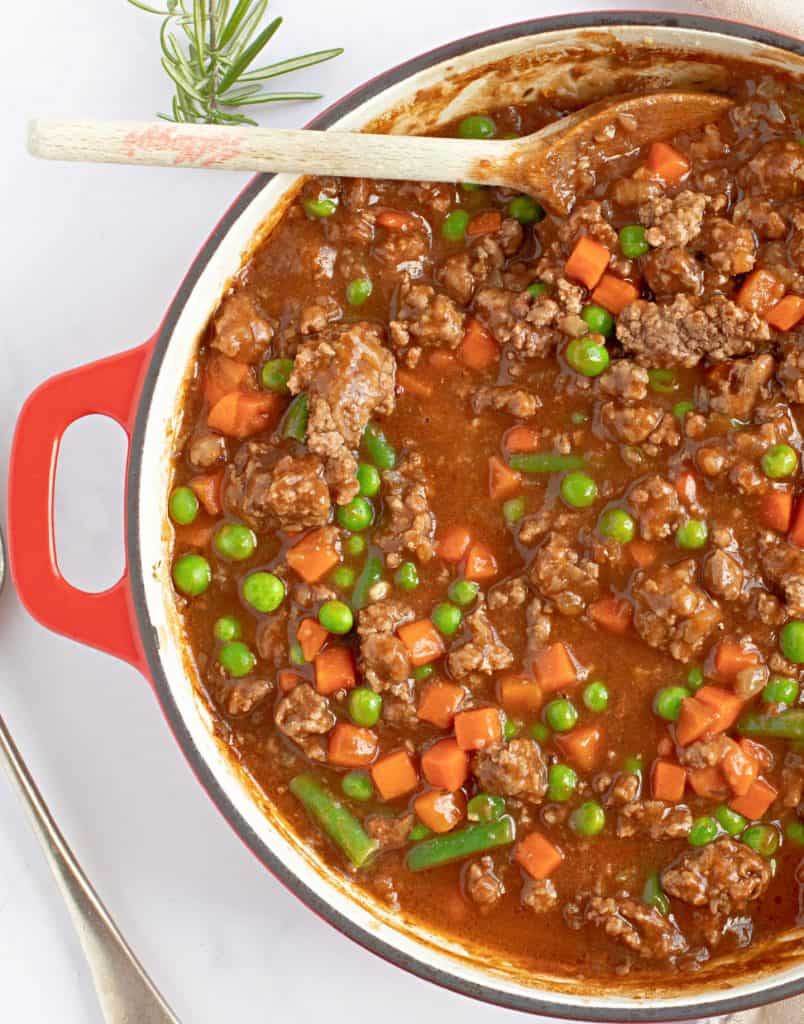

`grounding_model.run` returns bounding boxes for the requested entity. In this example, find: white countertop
[0,1,725,1021]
